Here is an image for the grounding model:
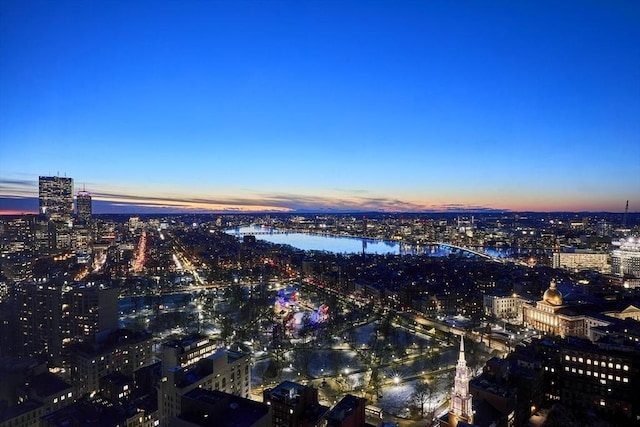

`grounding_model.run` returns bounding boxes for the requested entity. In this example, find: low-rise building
[172,388,271,427]
[159,347,250,426]
[483,294,529,324]
[0,371,73,427]
[324,394,367,427]
[262,381,329,427]
[69,329,153,396]
[553,250,609,273]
